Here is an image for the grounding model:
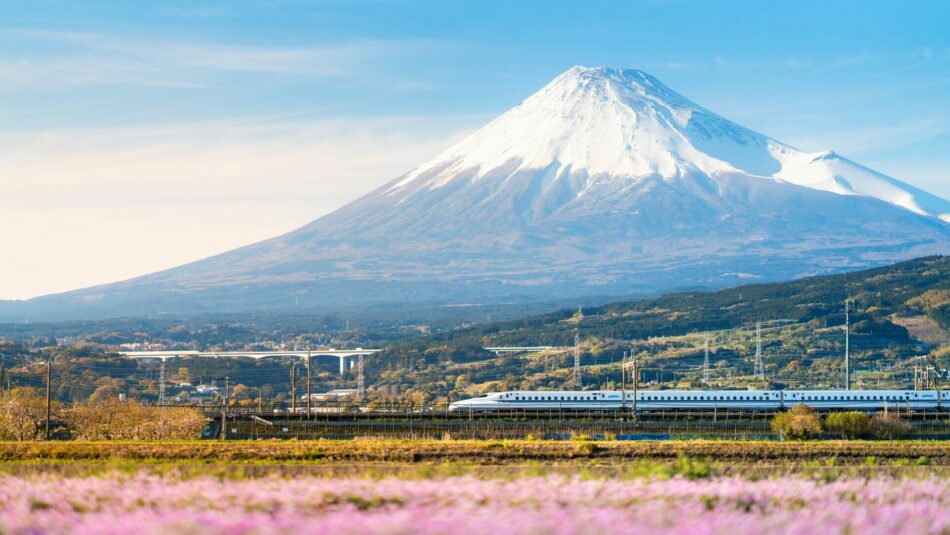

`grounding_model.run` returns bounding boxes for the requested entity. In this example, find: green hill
[373,256,950,400]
